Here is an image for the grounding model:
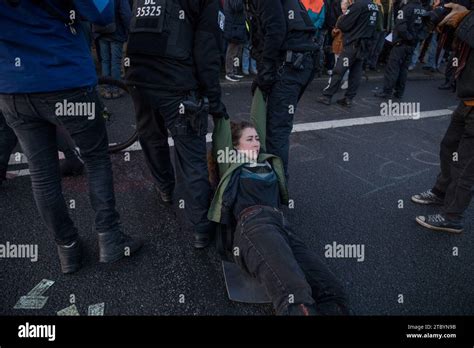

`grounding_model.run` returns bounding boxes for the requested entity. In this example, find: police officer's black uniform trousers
[129,86,212,232]
[266,53,316,178]
[322,41,369,100]
[381,42,417,97]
